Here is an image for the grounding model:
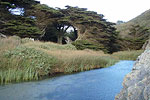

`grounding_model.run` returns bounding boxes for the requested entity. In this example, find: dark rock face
[115,40,150,100]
